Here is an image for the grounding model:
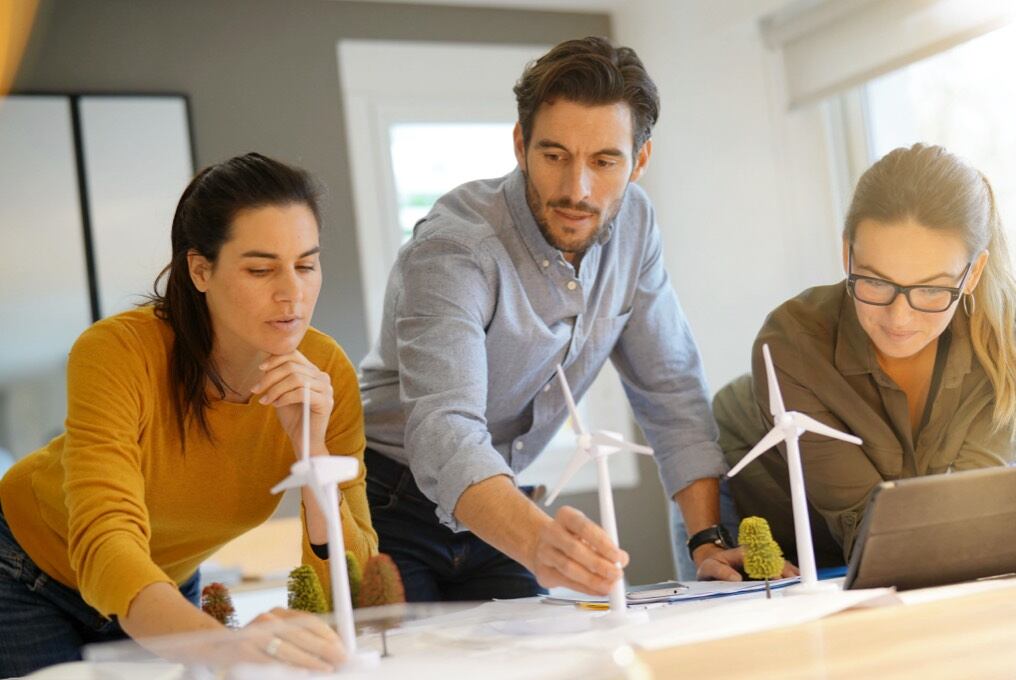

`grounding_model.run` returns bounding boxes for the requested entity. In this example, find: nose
[885,291,913,324]
[561,162,592,205]
[273,267,304,304]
